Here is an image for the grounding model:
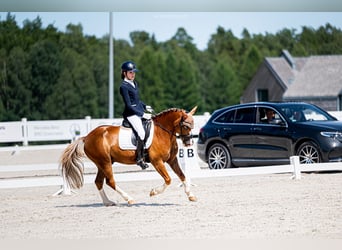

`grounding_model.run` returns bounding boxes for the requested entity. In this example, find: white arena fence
[0,112,342,190]
[1,112,341,146]
[0,114,210,146]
